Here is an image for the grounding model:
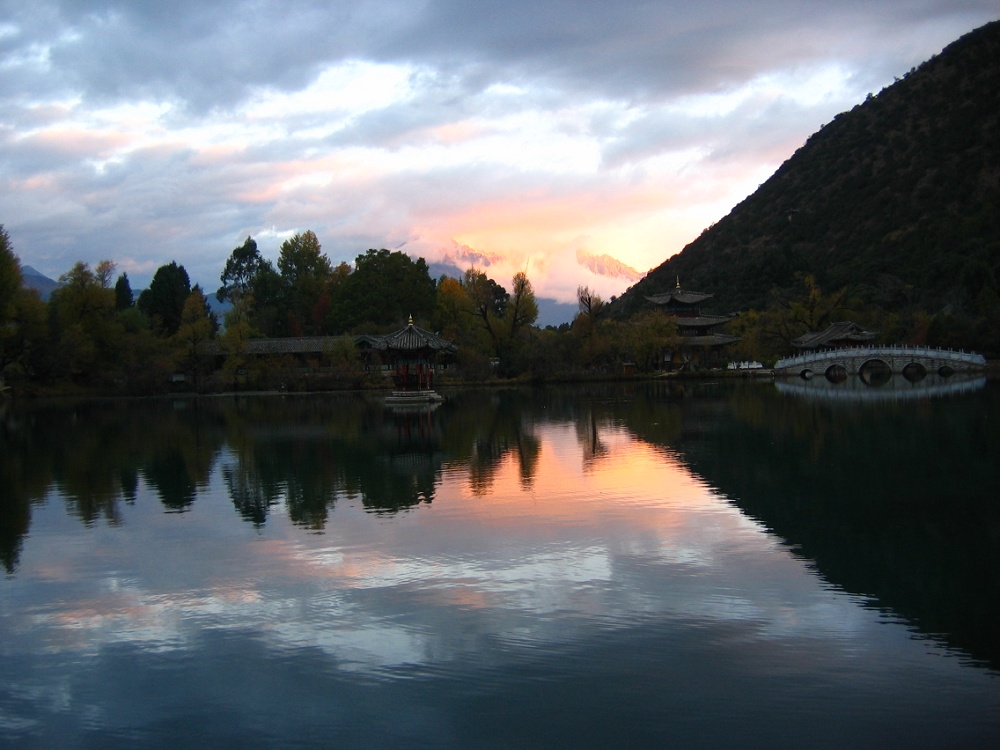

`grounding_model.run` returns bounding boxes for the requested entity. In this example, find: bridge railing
[774,344,986,370]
